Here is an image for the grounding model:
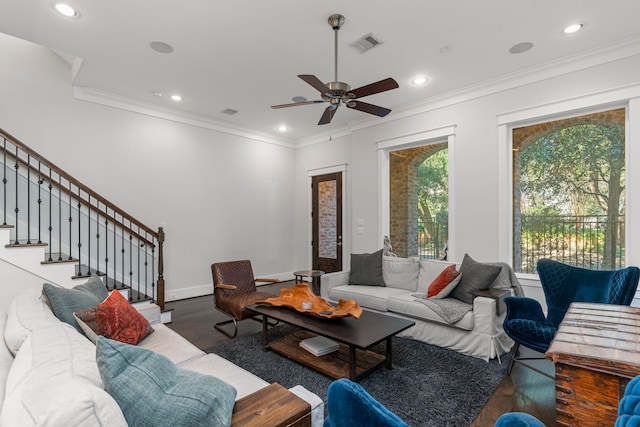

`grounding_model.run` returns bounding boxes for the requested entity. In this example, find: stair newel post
[104,207,109,290]
[14,147,19,244]
[2,138,6,226]
[96,201,101,279]
[67,182,72,260]
[87,195,91,276]
[26,154,31,244]
[77,187,82,275]
[156,227,165,311]
[37,163,42,244]
[47,169,52,262]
